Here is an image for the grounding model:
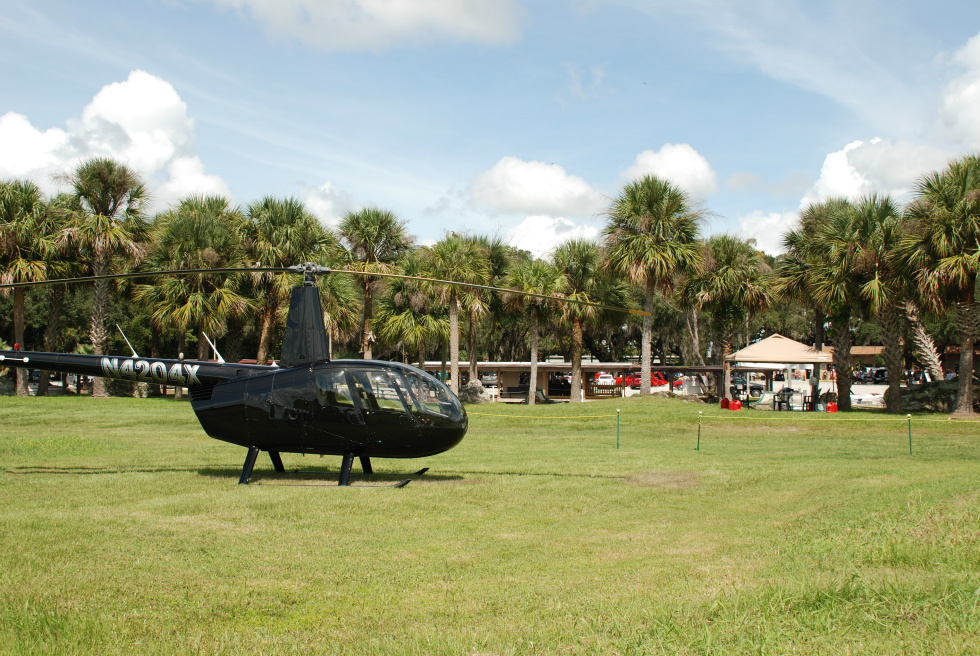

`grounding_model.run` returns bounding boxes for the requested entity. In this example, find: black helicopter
[1,263,647,486]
